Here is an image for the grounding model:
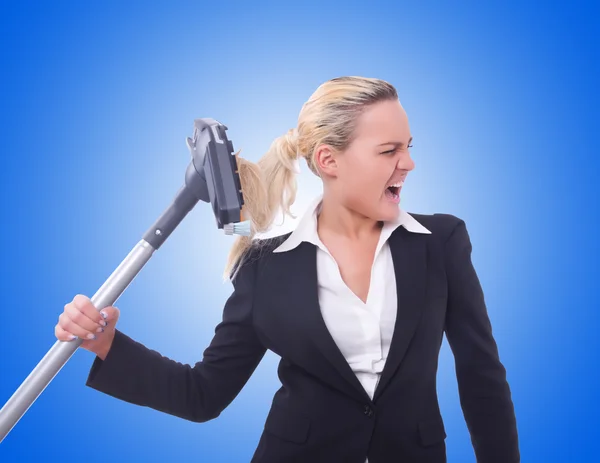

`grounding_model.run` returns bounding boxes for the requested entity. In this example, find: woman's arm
[84,251,266,423]
[443,217,520,462]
